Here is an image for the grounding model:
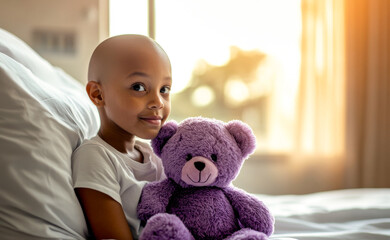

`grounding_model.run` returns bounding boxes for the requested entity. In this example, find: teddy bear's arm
[137,178,176,222]
[223,187,274,236]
